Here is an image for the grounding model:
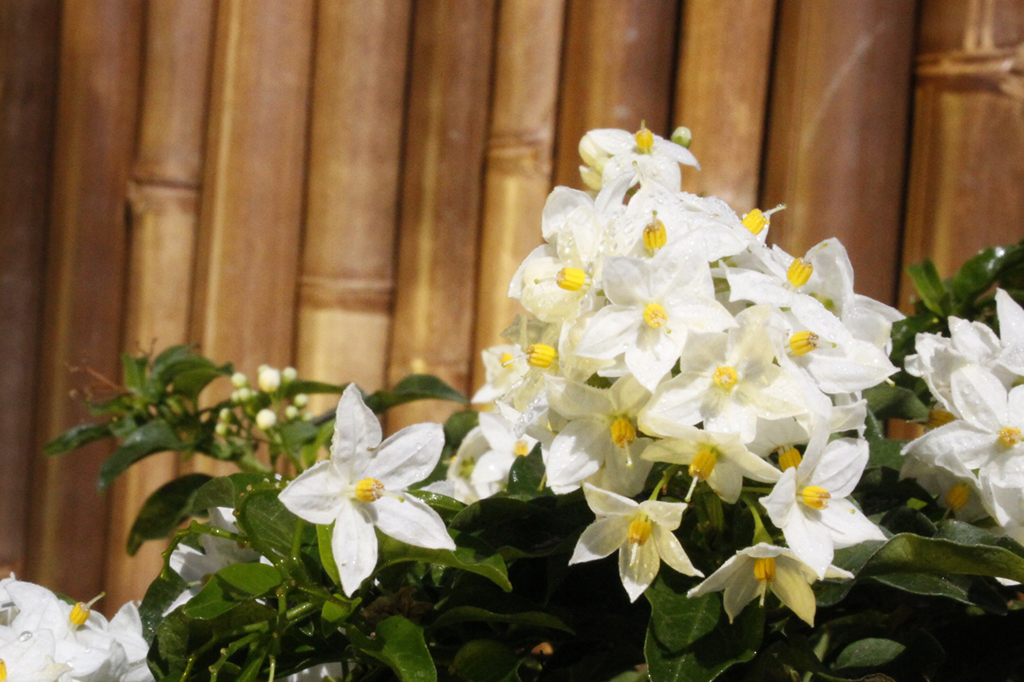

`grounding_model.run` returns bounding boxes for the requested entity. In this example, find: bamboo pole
[900,0,1024,296]
[674,0,776,211]
[189,0,315,472]
[27,0,143,600]
[105,0,217,608]
[760,0,917,306]
[554,0,680,188]
[386,0,499,431]
[295,0,413,415]
[470,0,566,396]
[0,0,61,578]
